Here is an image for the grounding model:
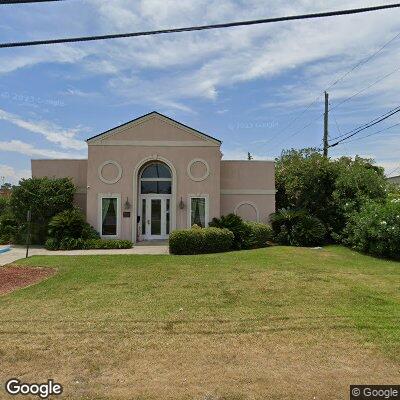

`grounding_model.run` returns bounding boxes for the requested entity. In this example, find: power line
[325,31,400,92]
[0,0,63,4]
[1,3,400,48]
[262,28,400,148]
[328,64,400,118]
[330,102,400,141]
[329,105,400,147]
[331,106,400,145]
[338,121,400,144]
[386,164,400,176]
[268,112,324,151]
